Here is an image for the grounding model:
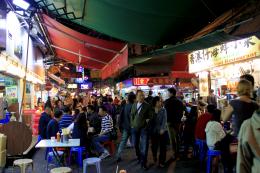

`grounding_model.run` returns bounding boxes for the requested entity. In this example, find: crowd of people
[37,74,260,172]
